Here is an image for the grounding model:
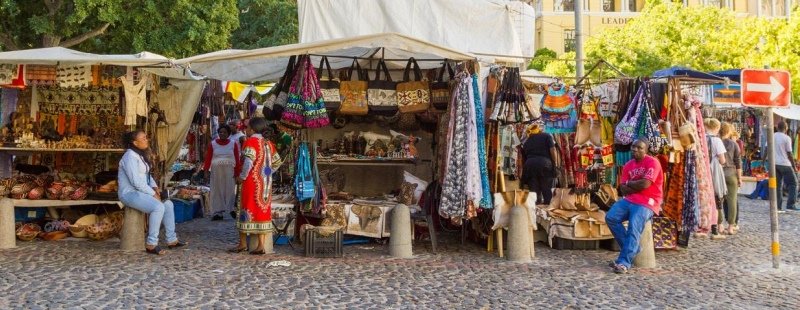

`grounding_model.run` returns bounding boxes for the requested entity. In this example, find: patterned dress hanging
[471,74,492,209]
[440,73,471,219]
[682,150,700,233]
